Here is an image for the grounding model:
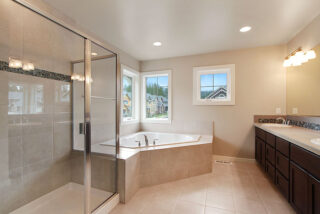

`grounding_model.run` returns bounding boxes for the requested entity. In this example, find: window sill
[121,119,140,125]
[193,99,235,106]
[141,118,172,124]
